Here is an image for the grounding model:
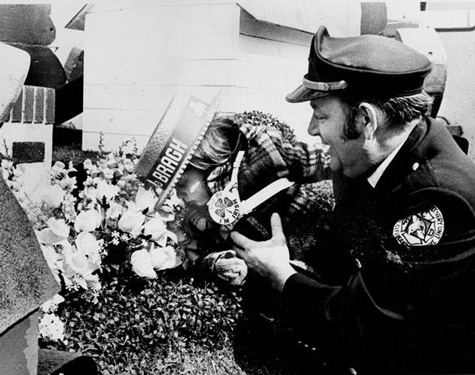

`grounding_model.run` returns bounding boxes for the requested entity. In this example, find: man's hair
[189,116,244,171]
[340,91,434,140]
